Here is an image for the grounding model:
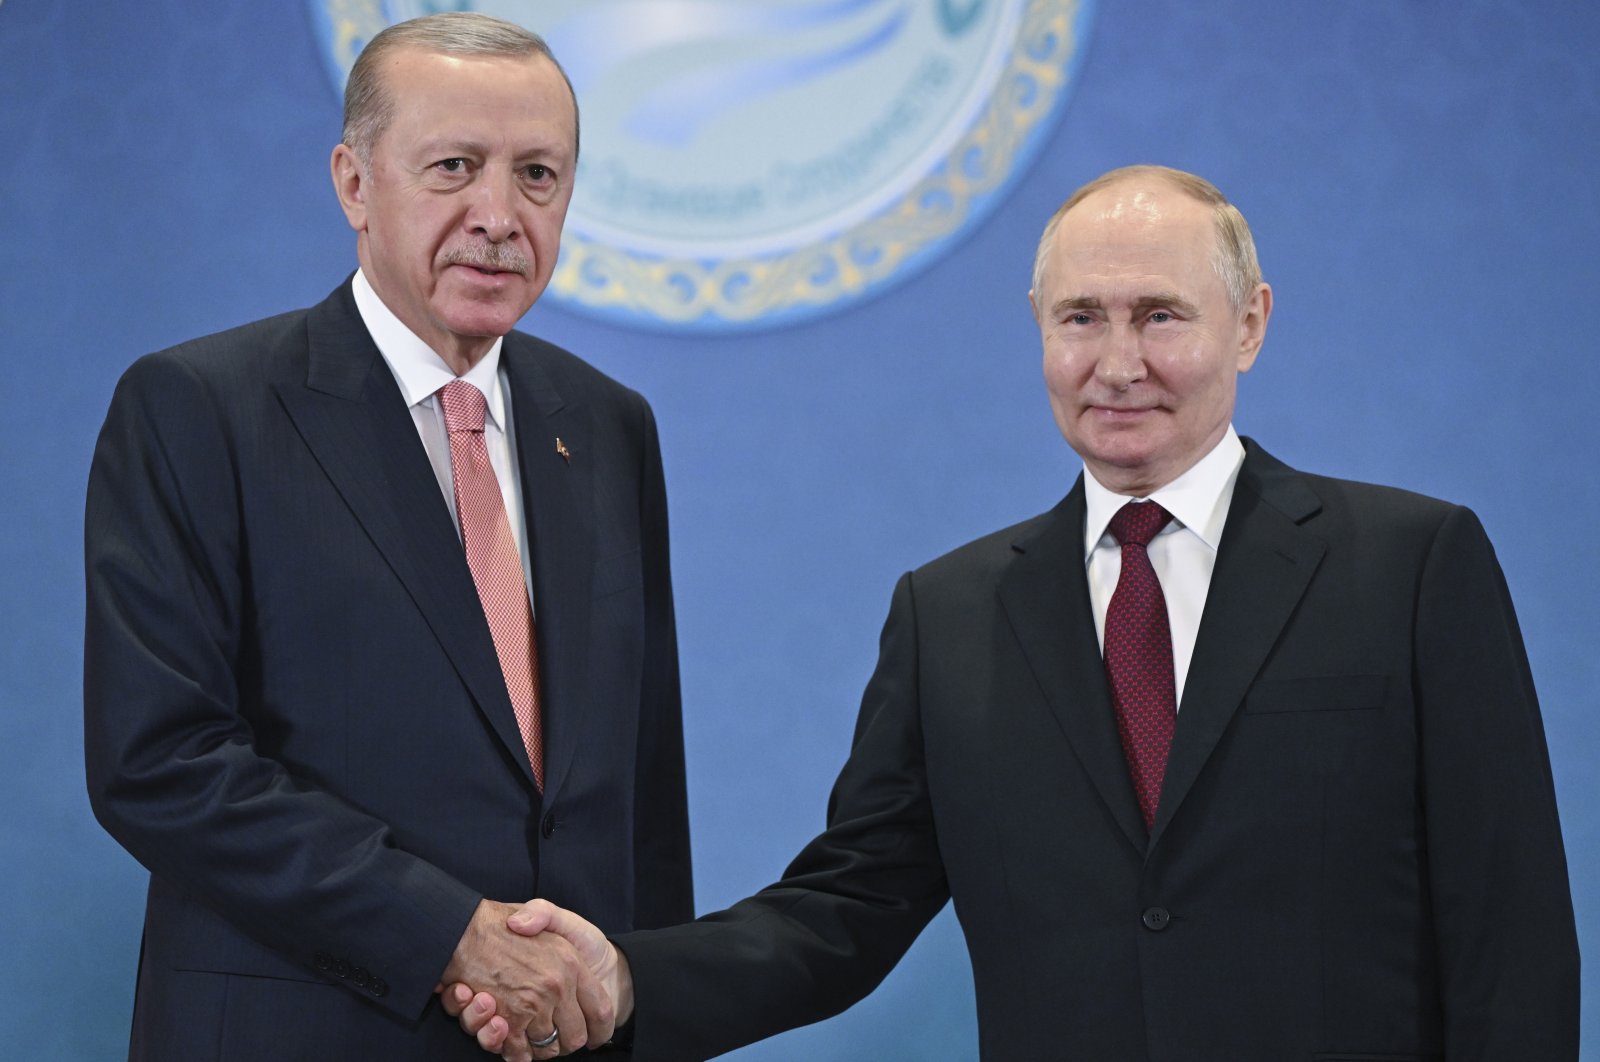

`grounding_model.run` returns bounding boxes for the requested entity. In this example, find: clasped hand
[436,898,632,1061]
